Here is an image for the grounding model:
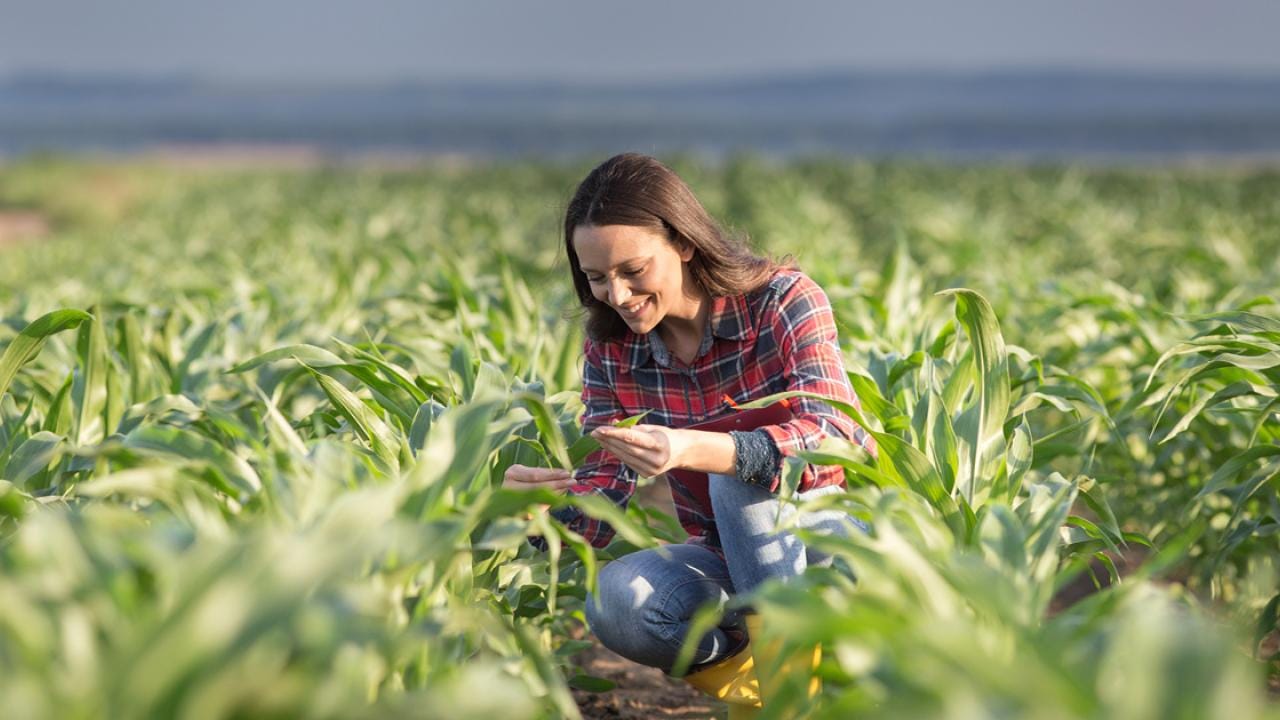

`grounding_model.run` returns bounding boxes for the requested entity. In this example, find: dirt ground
[572,641,722,720]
